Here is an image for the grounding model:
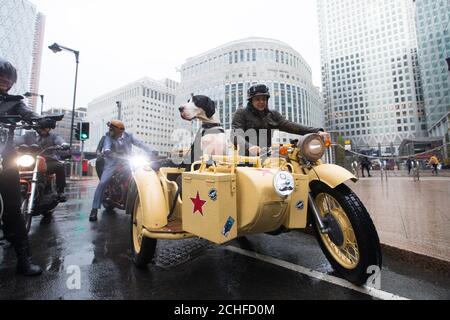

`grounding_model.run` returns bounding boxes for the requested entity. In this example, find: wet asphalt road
[0,179,449,300]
